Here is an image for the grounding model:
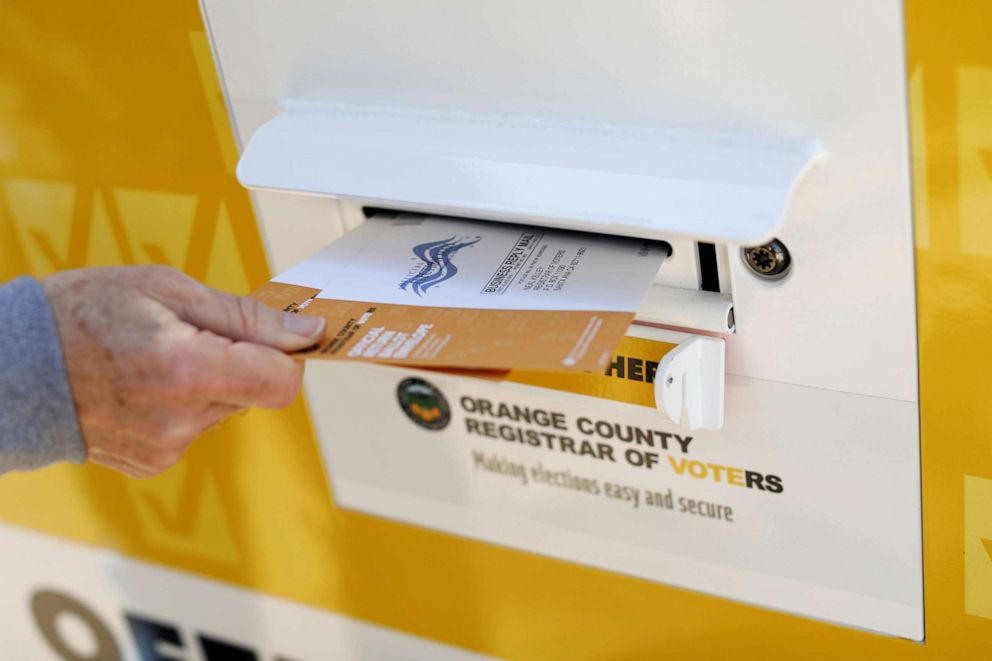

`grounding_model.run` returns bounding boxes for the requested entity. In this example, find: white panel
[251,190,344,273]
[201,0,918,402]
[636,288,733,333]
[0,525,489,661]
[192,1,924,645]
[302,348,923,639]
